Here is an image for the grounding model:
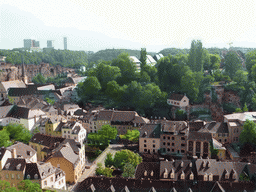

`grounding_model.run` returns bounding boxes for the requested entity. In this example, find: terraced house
[90,109,149,135]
